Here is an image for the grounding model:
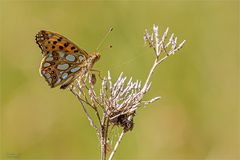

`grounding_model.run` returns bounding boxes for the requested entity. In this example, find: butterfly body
[35,30,100,89]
